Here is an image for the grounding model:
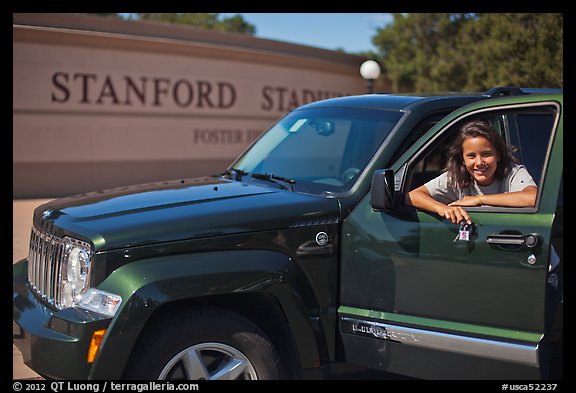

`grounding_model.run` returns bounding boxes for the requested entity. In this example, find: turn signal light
[87,329,107,363]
